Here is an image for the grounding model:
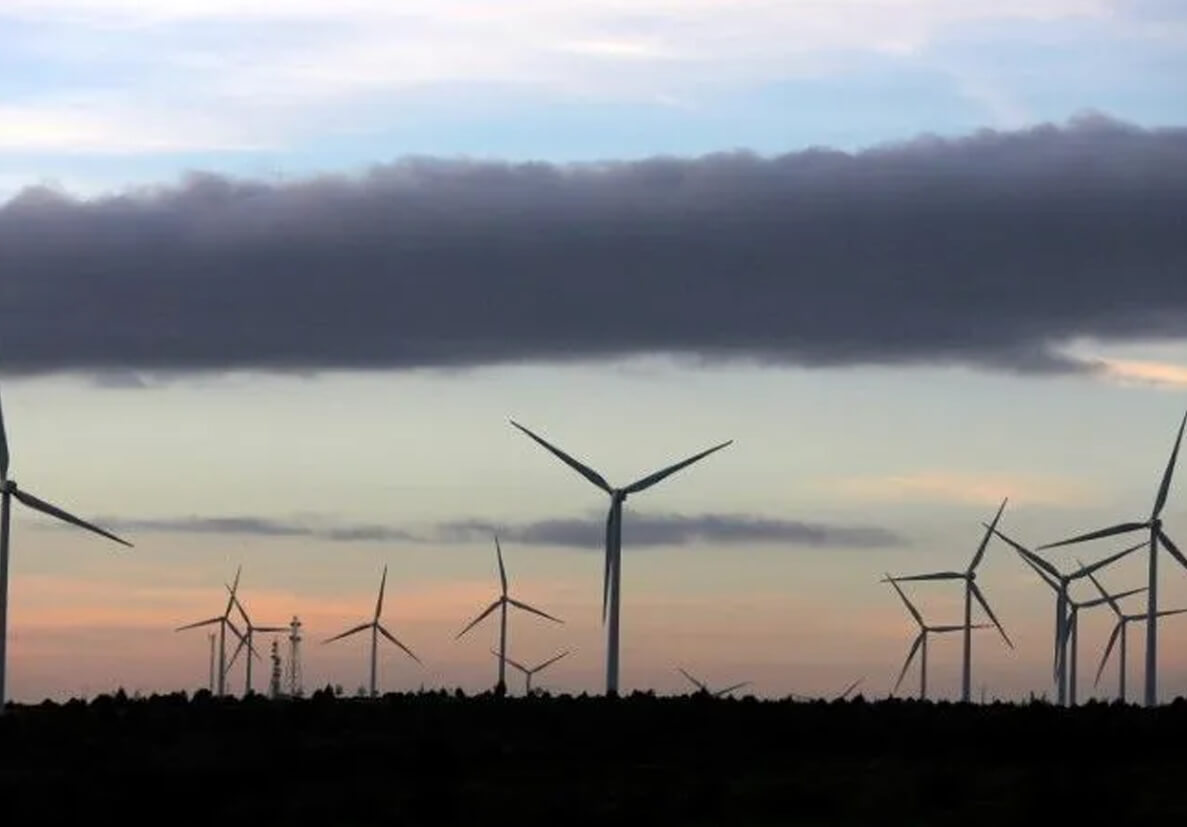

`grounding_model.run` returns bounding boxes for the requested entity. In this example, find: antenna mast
[285,615,303,698]
[269,639,282,698]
